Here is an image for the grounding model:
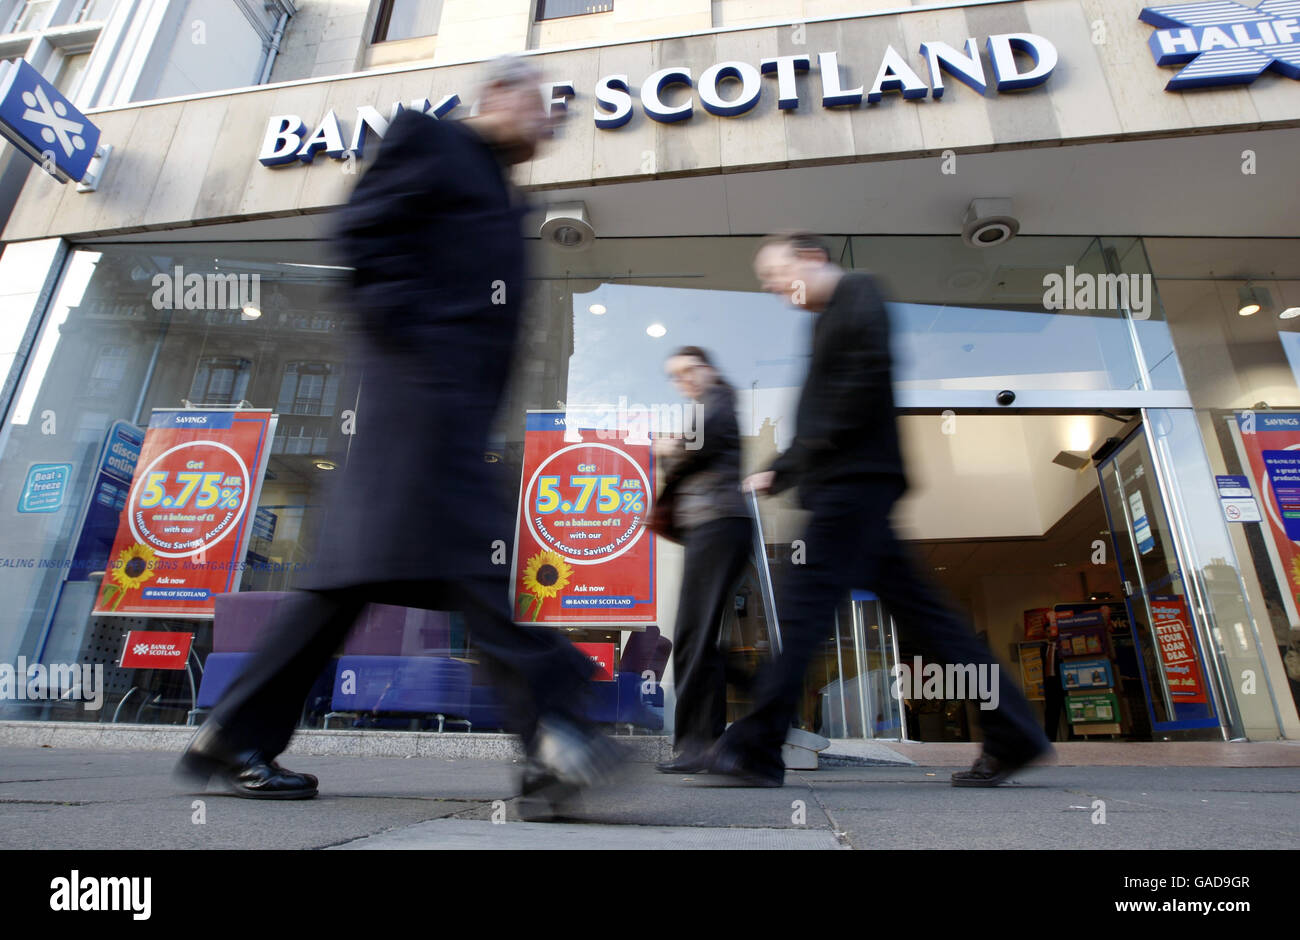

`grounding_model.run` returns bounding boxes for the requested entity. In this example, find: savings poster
[511,412,655,626]
[1235,412,1300,615]
[93,409,275,618]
